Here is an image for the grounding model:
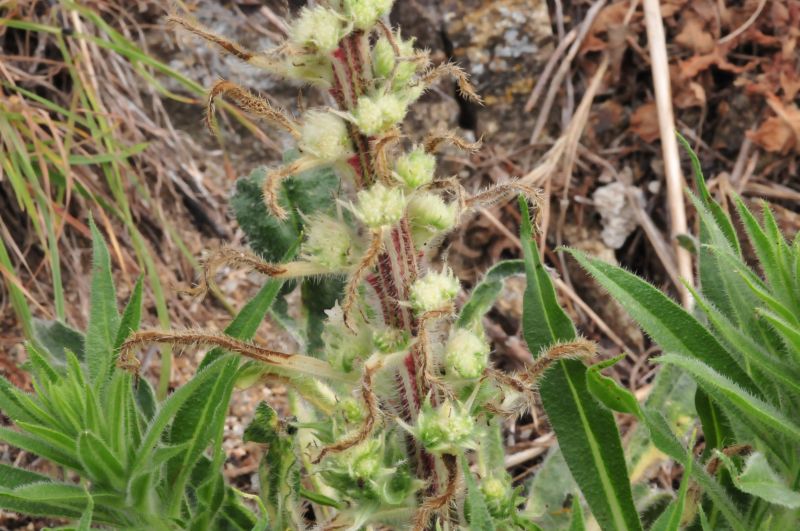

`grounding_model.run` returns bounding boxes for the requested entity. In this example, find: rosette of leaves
[0,222,261,529]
